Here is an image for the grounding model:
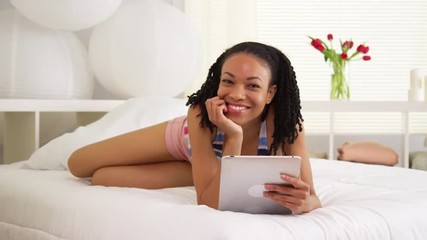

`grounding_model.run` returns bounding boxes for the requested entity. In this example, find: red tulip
[357,45,370,54]
[311,38,325,52]
[343,41,354,49]
[341,53,348,60]
[363,55,371,61]
[327,34,333,40]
